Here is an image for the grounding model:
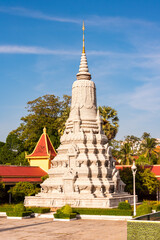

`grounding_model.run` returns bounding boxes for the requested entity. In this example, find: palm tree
[98,106,119,141]
[120,142,132,165]
[142,138,157,164]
